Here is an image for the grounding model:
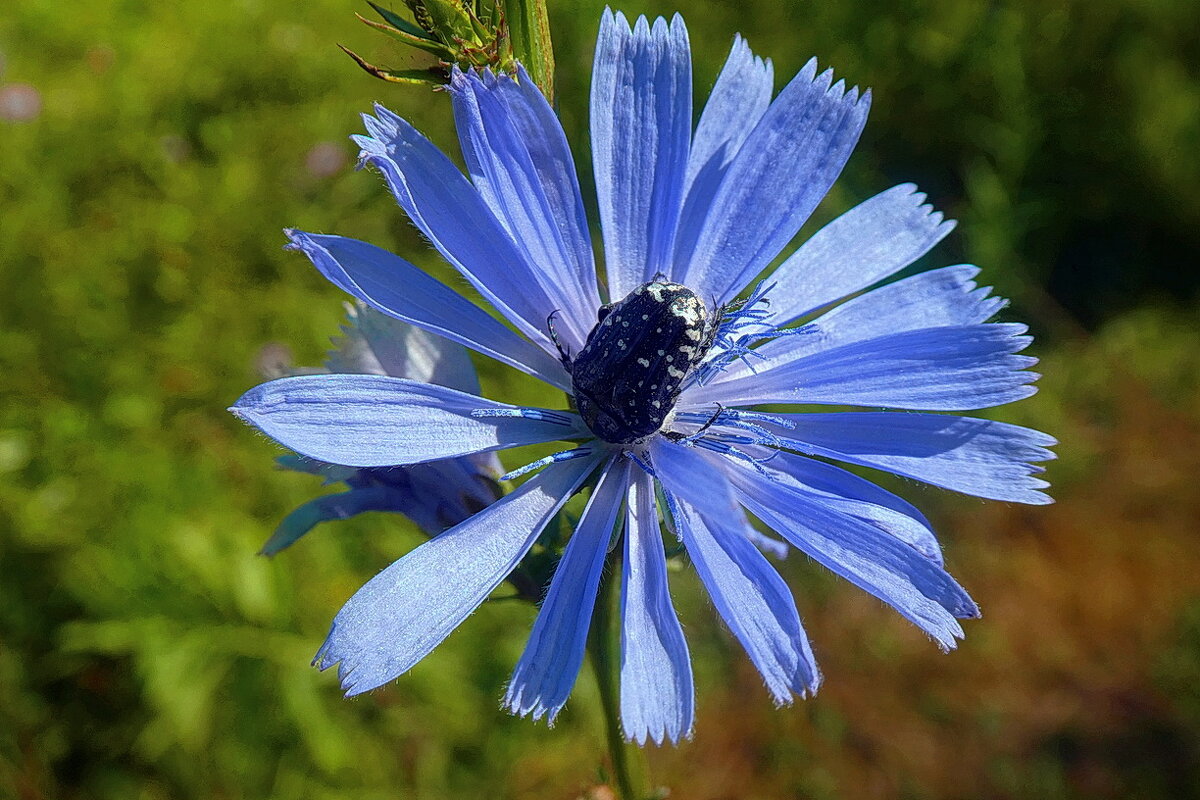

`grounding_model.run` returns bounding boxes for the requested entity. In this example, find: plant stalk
[589,552,649,800]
